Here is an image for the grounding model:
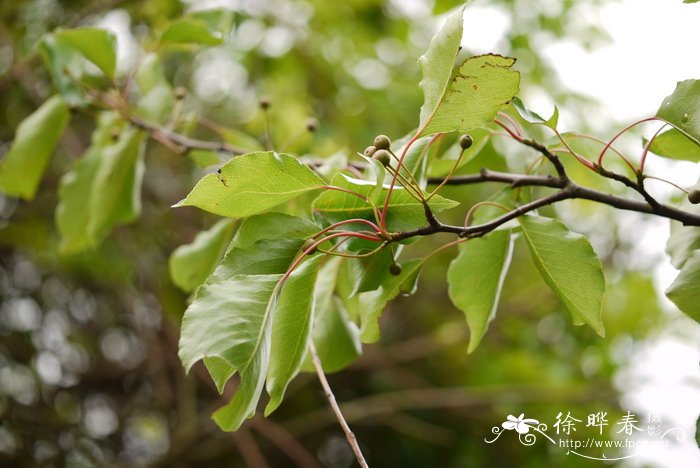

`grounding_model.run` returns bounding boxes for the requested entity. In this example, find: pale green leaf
[56,28,117,78]
[175,152,325,218]
[169,219,236,292]
[265,257,321,415]
[447,230,513,352]
[0,96,69,200]
[665,250,700,323]
[417,5,466,129]
[428,129,490,177]
[419,54,521,137]
[189,150,222,168]
[519,215,606,336]
[231,212,319,248]
[218,128,265,152]
[87,127,145,240]
[656,79,700,145]
[160,17,224,46]
[645,128,700,162]
[511,97,558,130]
